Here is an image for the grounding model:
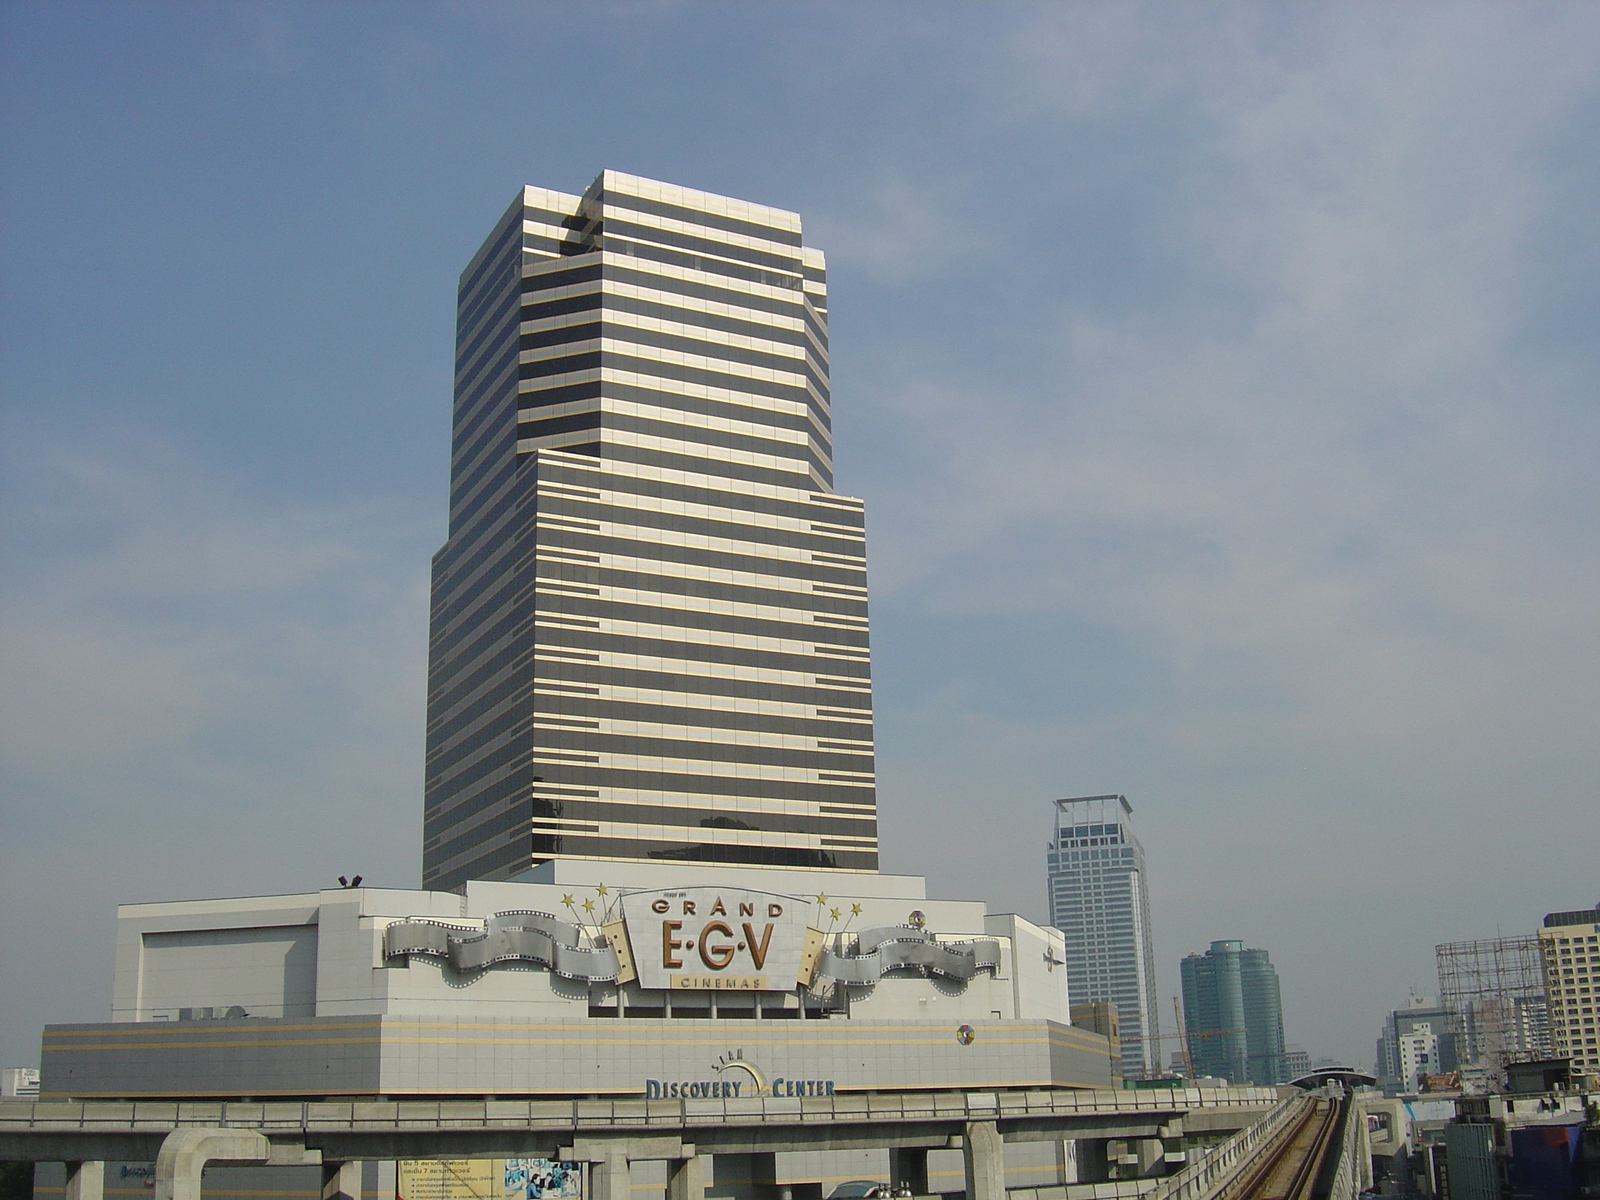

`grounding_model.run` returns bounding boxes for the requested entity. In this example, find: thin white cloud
[861,5,1600,1063]
[0,435,434,1062]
